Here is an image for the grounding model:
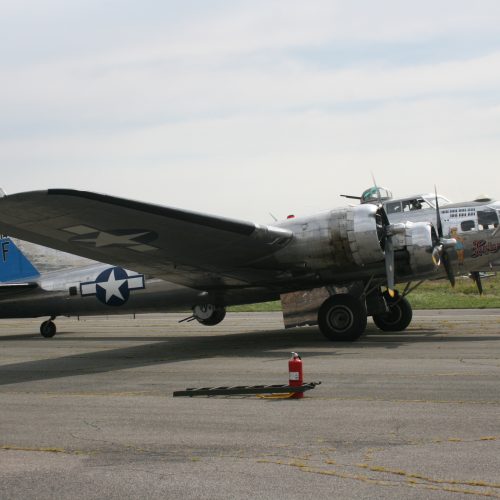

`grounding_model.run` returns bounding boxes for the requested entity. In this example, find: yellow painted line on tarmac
[258,459,500,498]
[355,463,500,489]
